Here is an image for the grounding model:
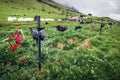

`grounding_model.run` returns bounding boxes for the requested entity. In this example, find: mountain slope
[0,0,80,19]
